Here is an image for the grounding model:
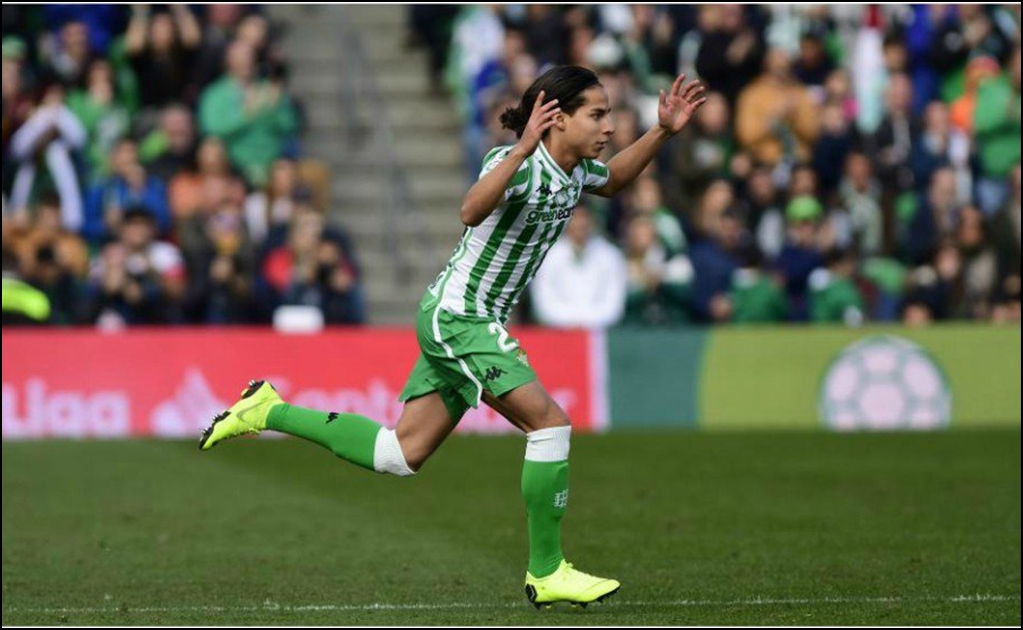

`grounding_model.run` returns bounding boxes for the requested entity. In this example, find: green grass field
[2,429,1020,625]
